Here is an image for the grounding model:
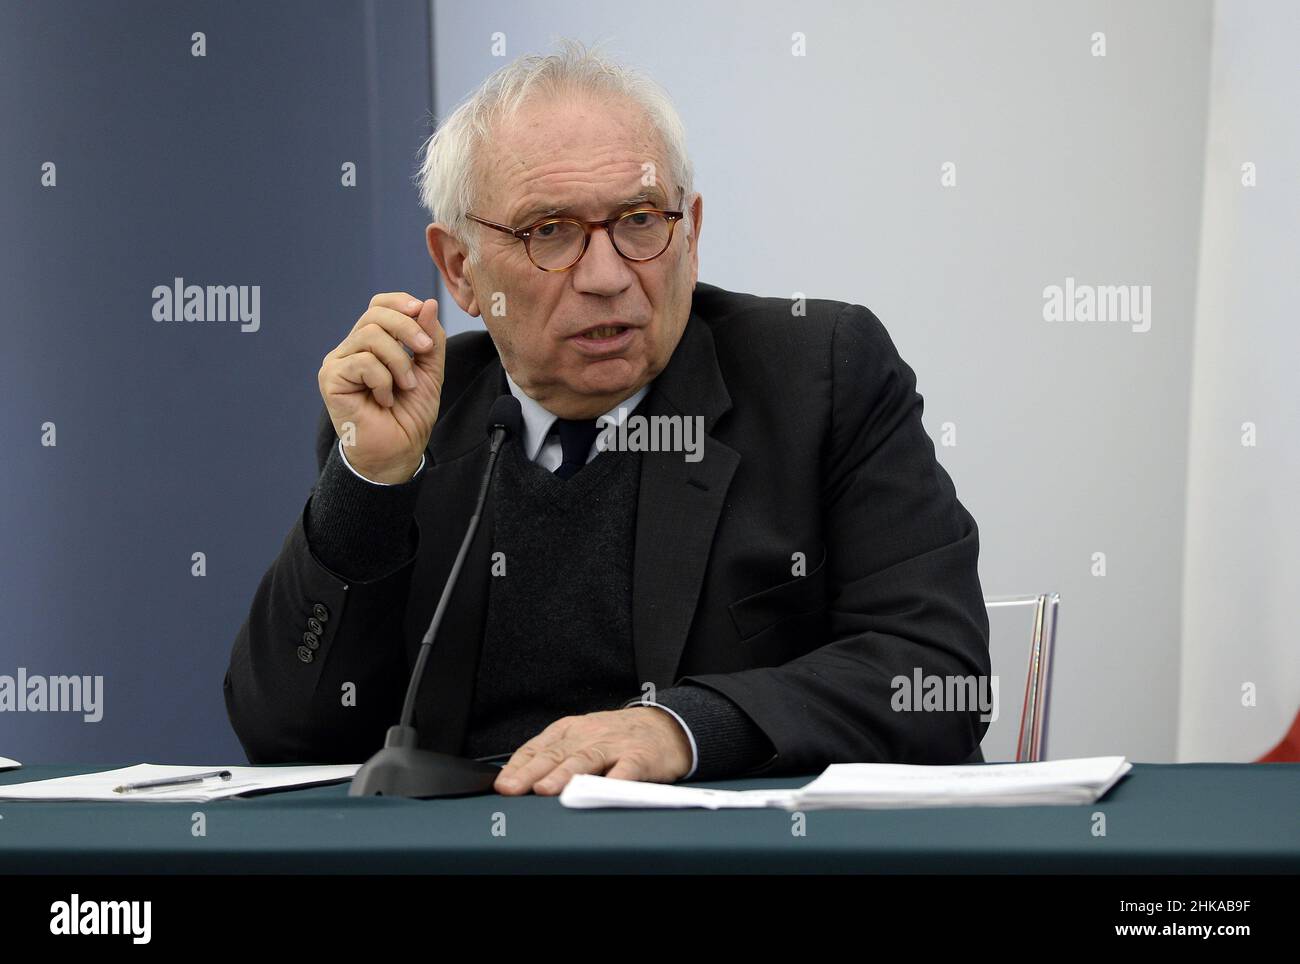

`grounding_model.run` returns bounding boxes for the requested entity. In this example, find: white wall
[431,0,1218,762]
[1179,0,1300,761]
